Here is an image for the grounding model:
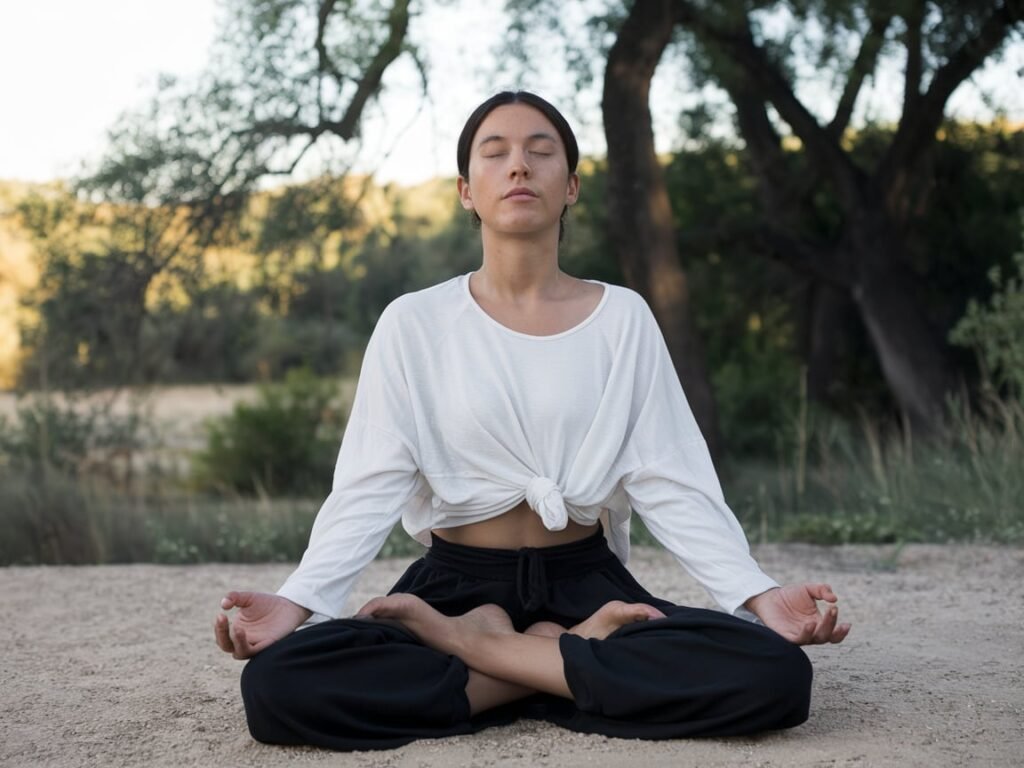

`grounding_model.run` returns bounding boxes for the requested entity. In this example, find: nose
[507,147,531,178]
